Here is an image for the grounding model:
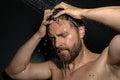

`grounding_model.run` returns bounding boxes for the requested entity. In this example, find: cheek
[66,35,72,43]
[66,35,77,49]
